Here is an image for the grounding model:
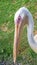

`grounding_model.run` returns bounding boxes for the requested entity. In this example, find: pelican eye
[17,15,21,24]
[18,15,21,20]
